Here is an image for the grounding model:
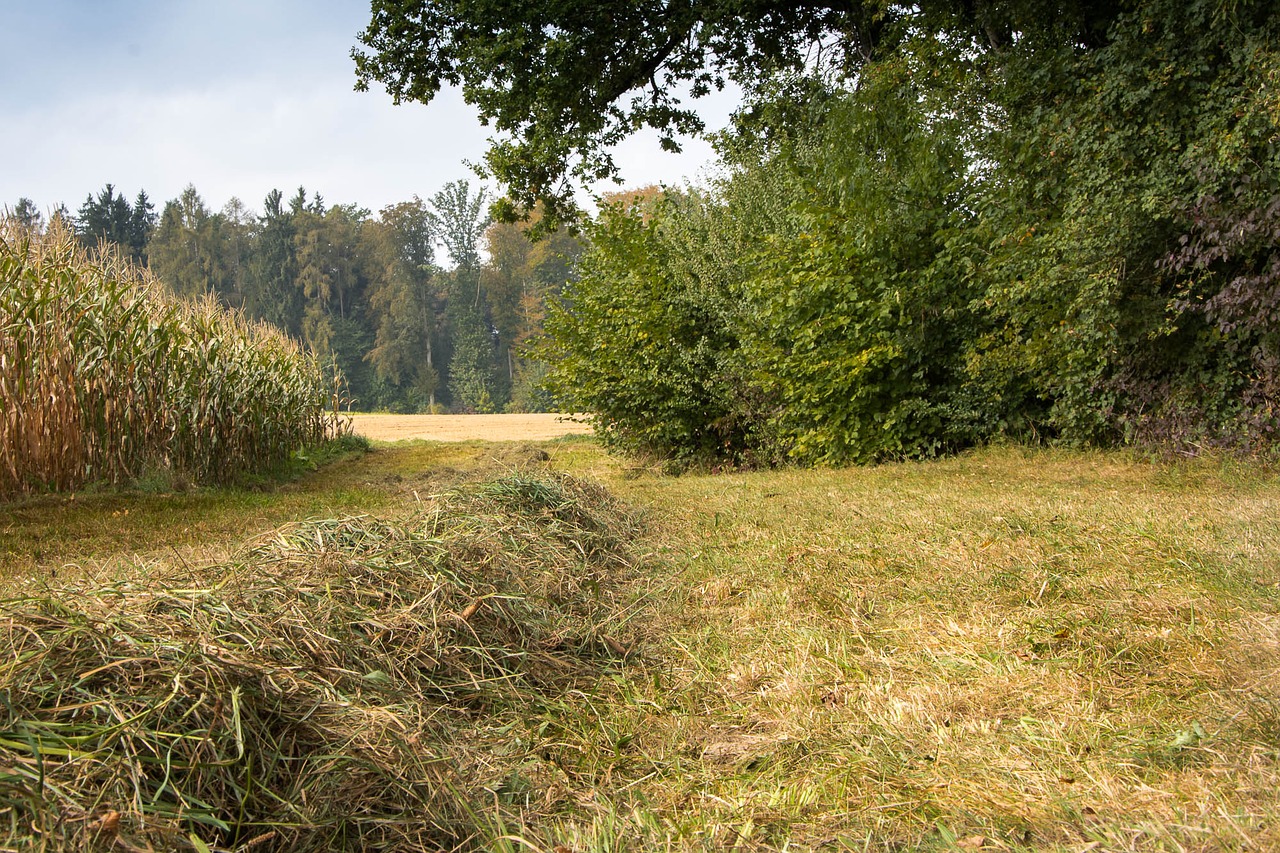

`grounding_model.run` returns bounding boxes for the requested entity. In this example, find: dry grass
[1,471,642,850]
[348,413,591,443]
[2,442,1278,851]
[525,445,1280,851]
